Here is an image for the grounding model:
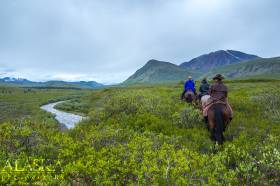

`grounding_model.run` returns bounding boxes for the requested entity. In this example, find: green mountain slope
[123,59,201,84]
[208,57,280,79]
